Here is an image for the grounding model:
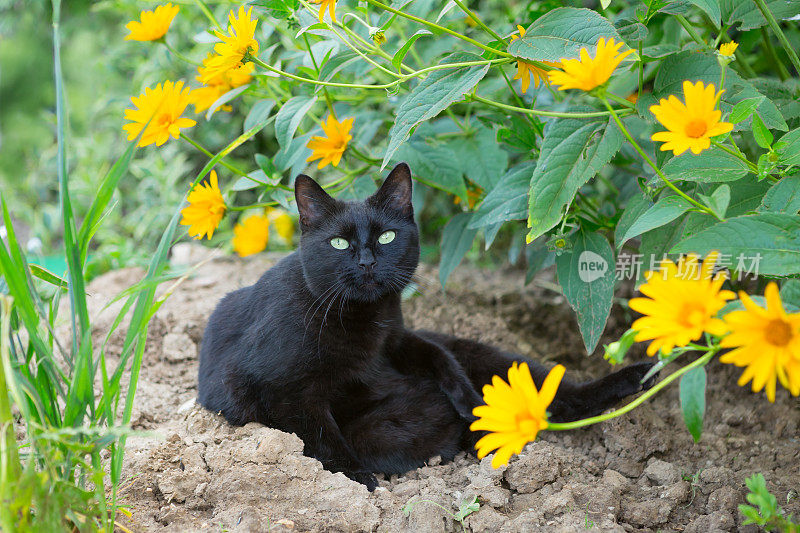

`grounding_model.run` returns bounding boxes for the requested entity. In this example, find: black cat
[197,163,656,490]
